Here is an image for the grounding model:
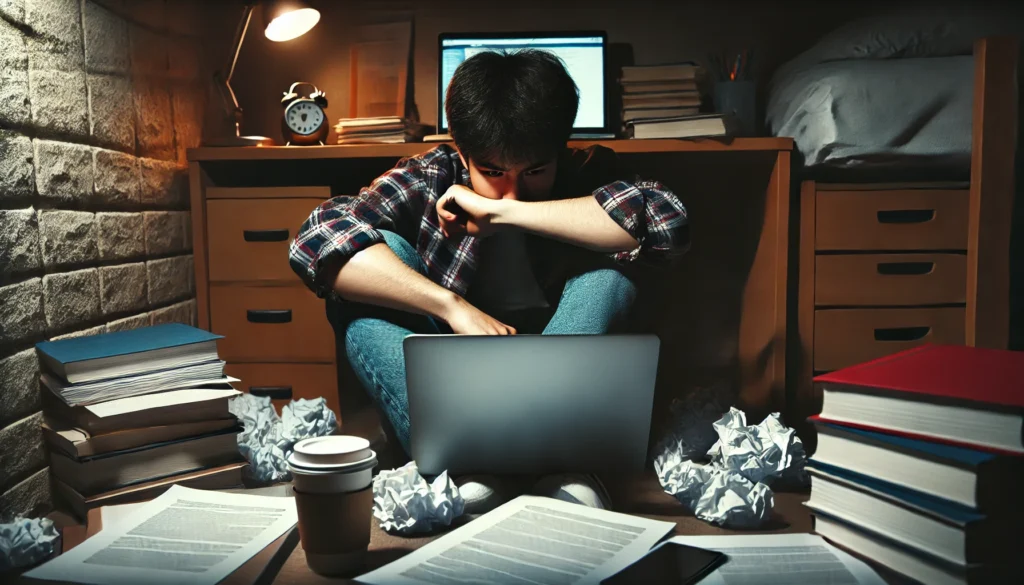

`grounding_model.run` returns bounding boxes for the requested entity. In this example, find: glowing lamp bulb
[265,7,320,42]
